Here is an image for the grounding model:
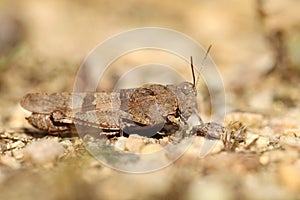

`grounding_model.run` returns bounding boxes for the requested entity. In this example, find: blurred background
[0,0,300,199]
[1,0,300,127]
[1,0,300,129]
